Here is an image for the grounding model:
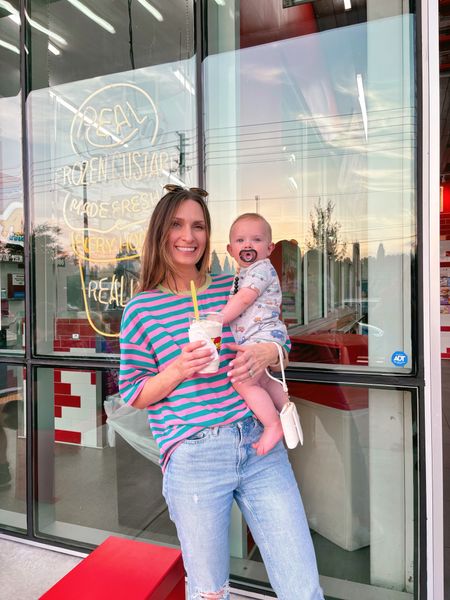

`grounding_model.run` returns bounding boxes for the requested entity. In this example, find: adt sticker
[391,351,408,367]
